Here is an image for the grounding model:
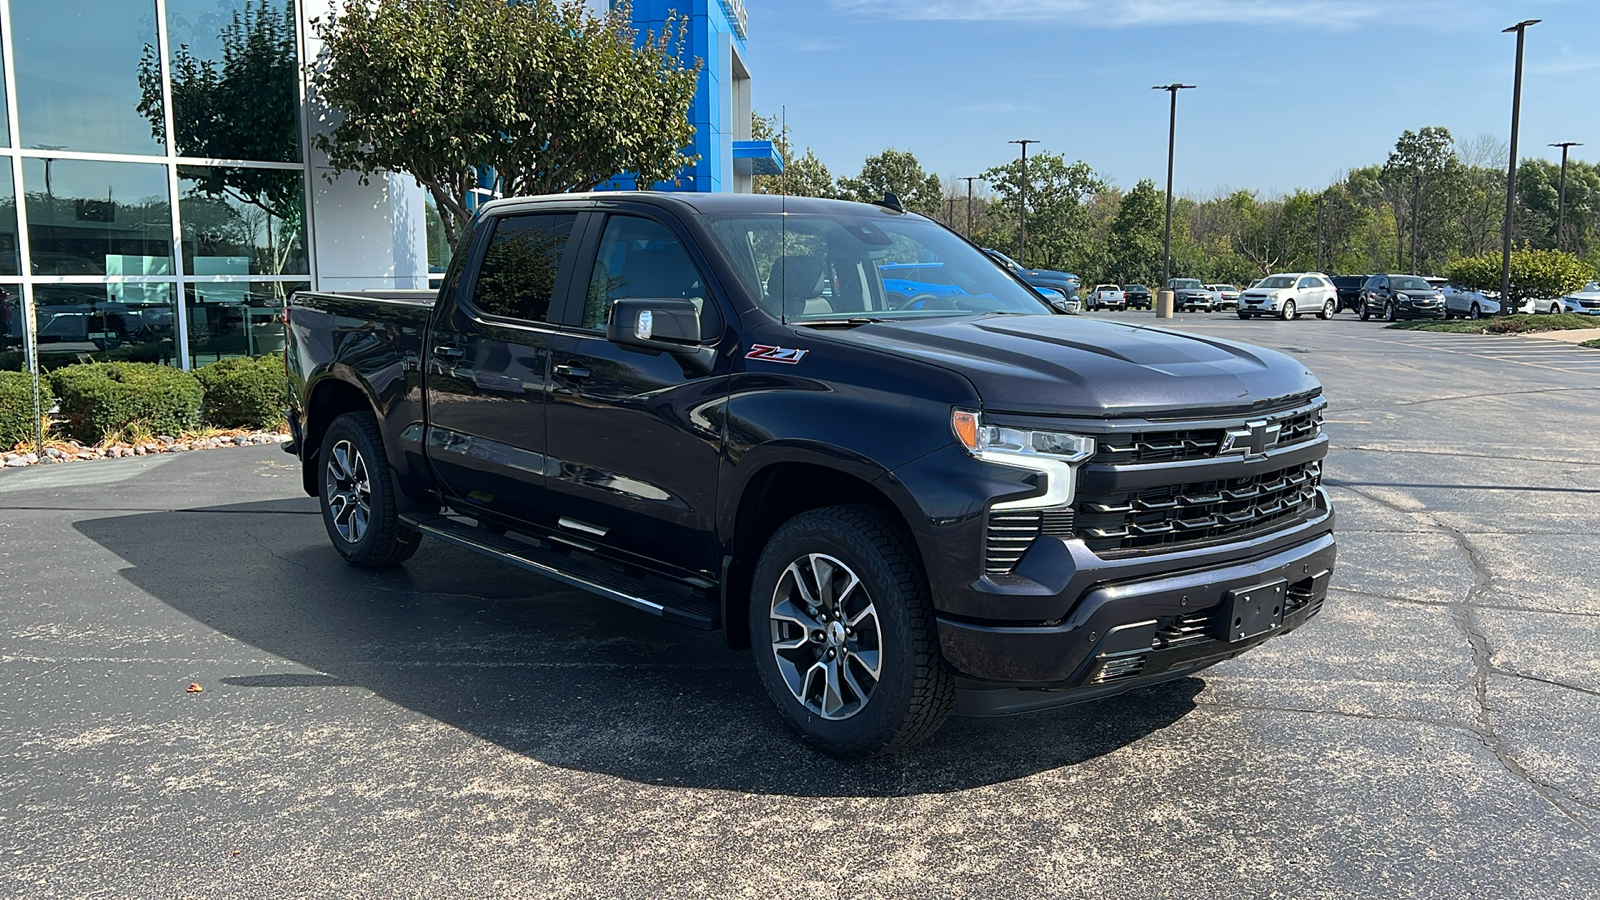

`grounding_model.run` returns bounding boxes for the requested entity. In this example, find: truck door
[424,210,583,526]
[543,212,728,578]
